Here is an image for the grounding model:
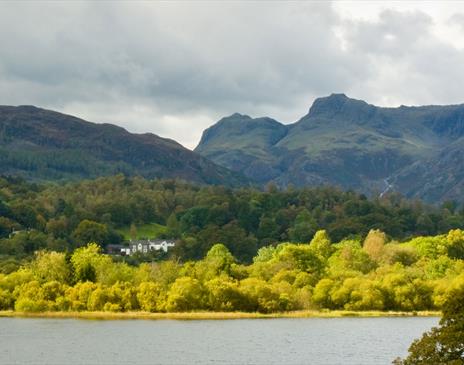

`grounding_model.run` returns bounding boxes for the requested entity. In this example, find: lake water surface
[0,316,438,365]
